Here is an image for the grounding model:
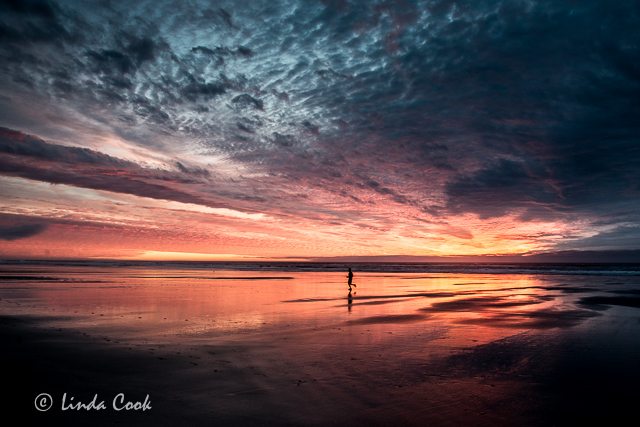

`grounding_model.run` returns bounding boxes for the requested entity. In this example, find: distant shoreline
[3,248,640,265]
[1,259,640,276]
